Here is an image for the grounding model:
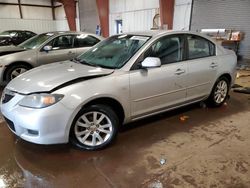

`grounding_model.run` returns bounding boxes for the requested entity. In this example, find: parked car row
[0,31,103,84]
[0,30,237,150]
